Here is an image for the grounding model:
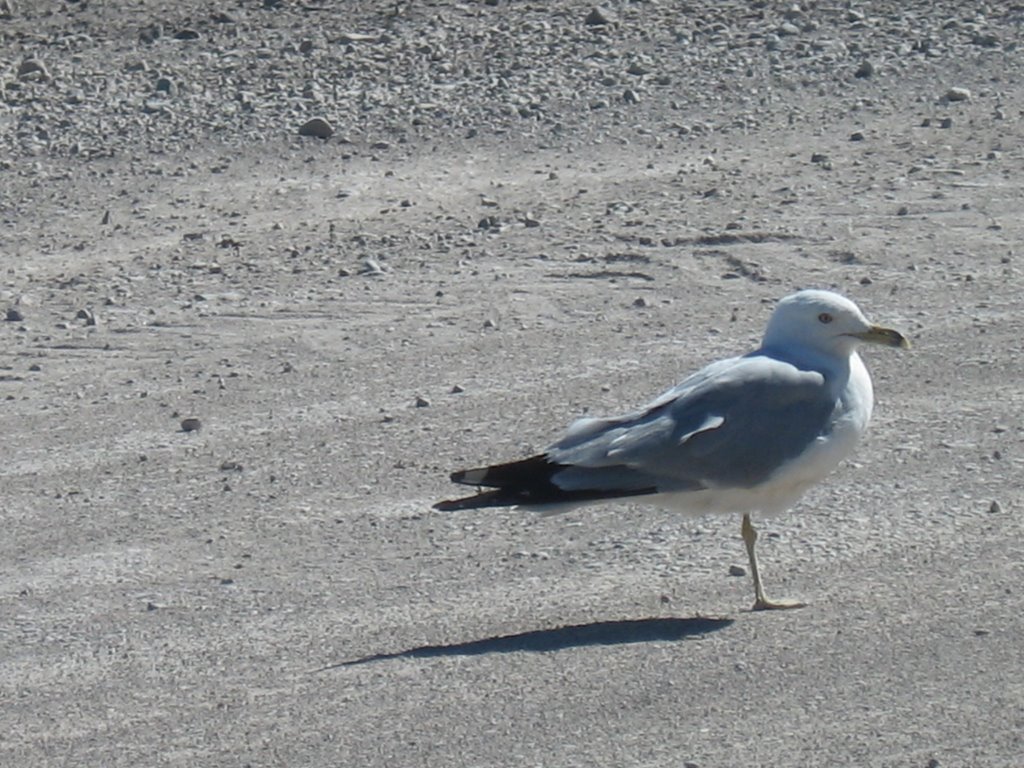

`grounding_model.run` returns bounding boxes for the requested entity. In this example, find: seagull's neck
[757,342,853,380]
